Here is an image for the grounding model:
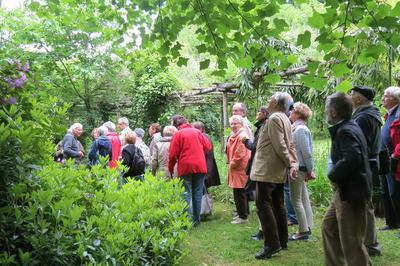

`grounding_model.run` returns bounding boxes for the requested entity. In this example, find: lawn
[181,138,400,265]
[181,202,400,266]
